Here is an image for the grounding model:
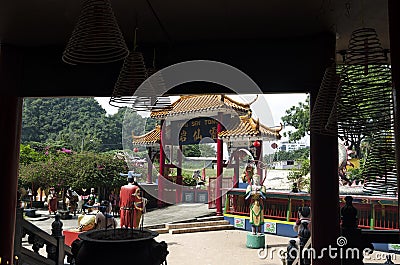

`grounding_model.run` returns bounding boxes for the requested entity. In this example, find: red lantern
[271,143,278,149]
[253,140,261,147]
[133,147,139,153]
